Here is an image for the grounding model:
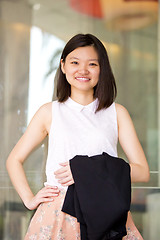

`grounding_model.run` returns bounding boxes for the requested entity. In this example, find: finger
[39,193,59,198]
[44,186,59,193]
[45,185,59,190]
[42,190,59,196]
[39,189,59,196]
[59,162,68,166]
[55,172,69,179]
[45,188,60,193]
[41,186,59,194]
[54,167,67,175]
[39,197,55,204]
[58,176,72,184]
[40,190,60,197]
[61,180,74,186]
[37,190,59,199]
